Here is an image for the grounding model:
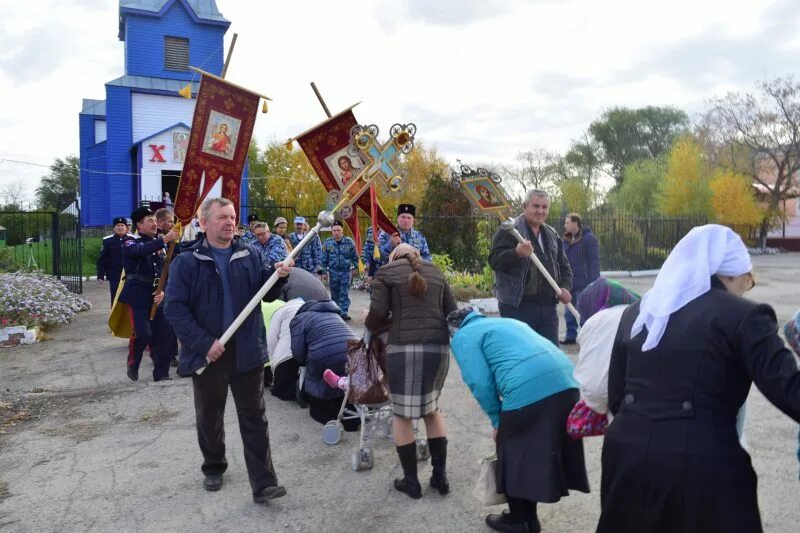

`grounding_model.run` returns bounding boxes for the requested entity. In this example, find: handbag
[566,399,609,439]
[346,335,389,405]
[471,455,507,506]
